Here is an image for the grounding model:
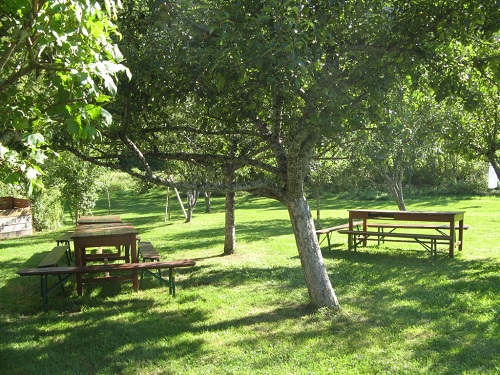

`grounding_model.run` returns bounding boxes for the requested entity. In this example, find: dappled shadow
[326,252,500,375]
[1,247,498,374]
[0,296,207,374]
